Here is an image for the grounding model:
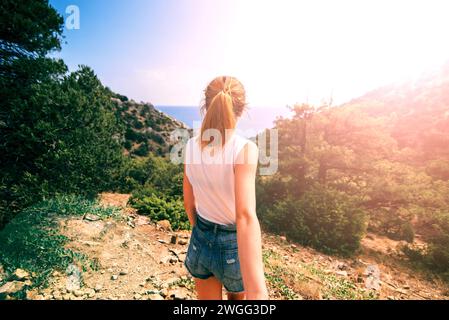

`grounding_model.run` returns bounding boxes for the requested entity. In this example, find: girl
[183,76,268,300]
